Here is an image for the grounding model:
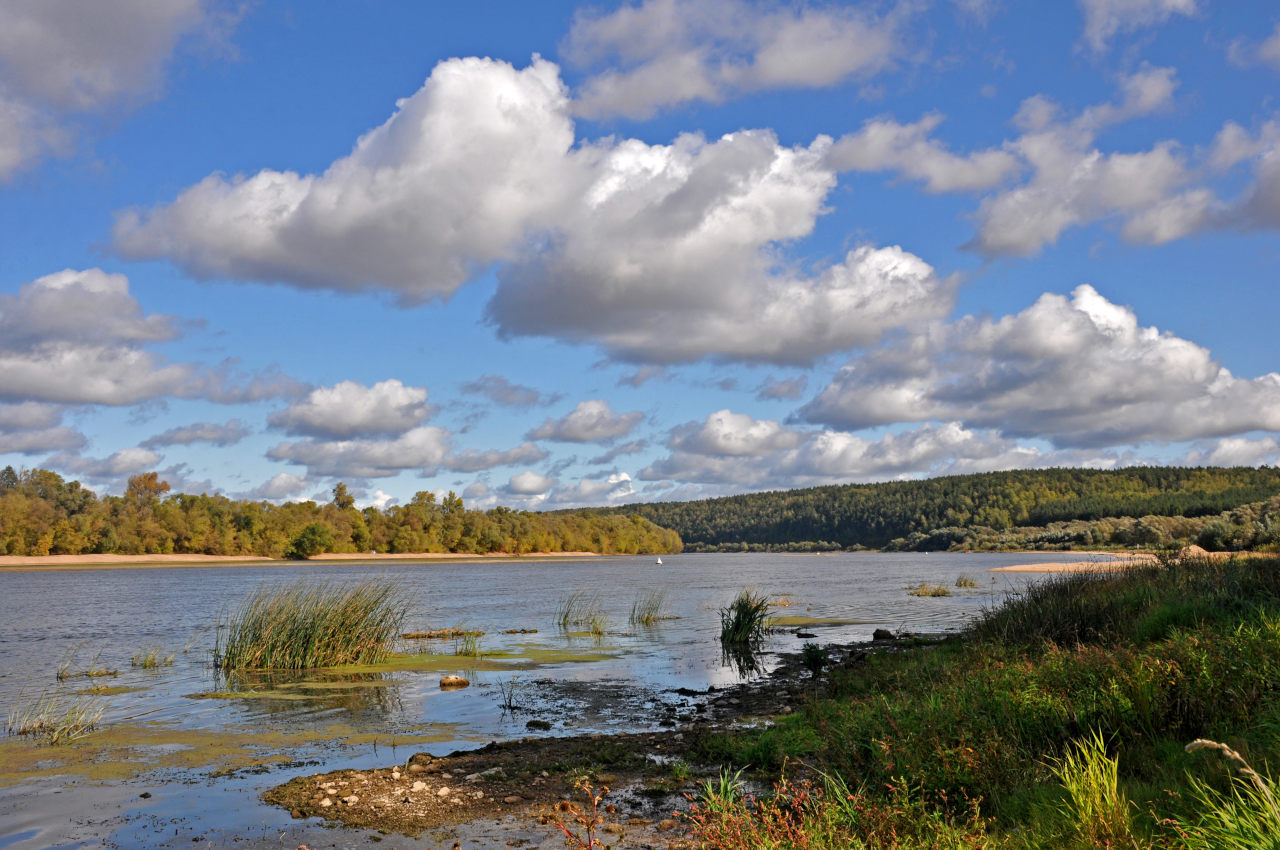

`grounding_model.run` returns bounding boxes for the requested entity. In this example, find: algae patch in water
[0,719,466,786]
[331,643,620,675]
[772,615,874,627]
